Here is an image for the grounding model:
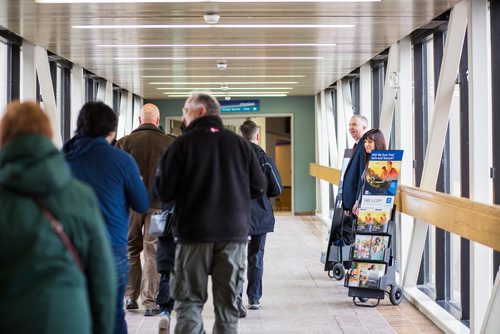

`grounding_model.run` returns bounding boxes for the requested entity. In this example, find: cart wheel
[358,297,369,303]
[389,285,403,305]
[327,270,335,278]
[332,263,345,280]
